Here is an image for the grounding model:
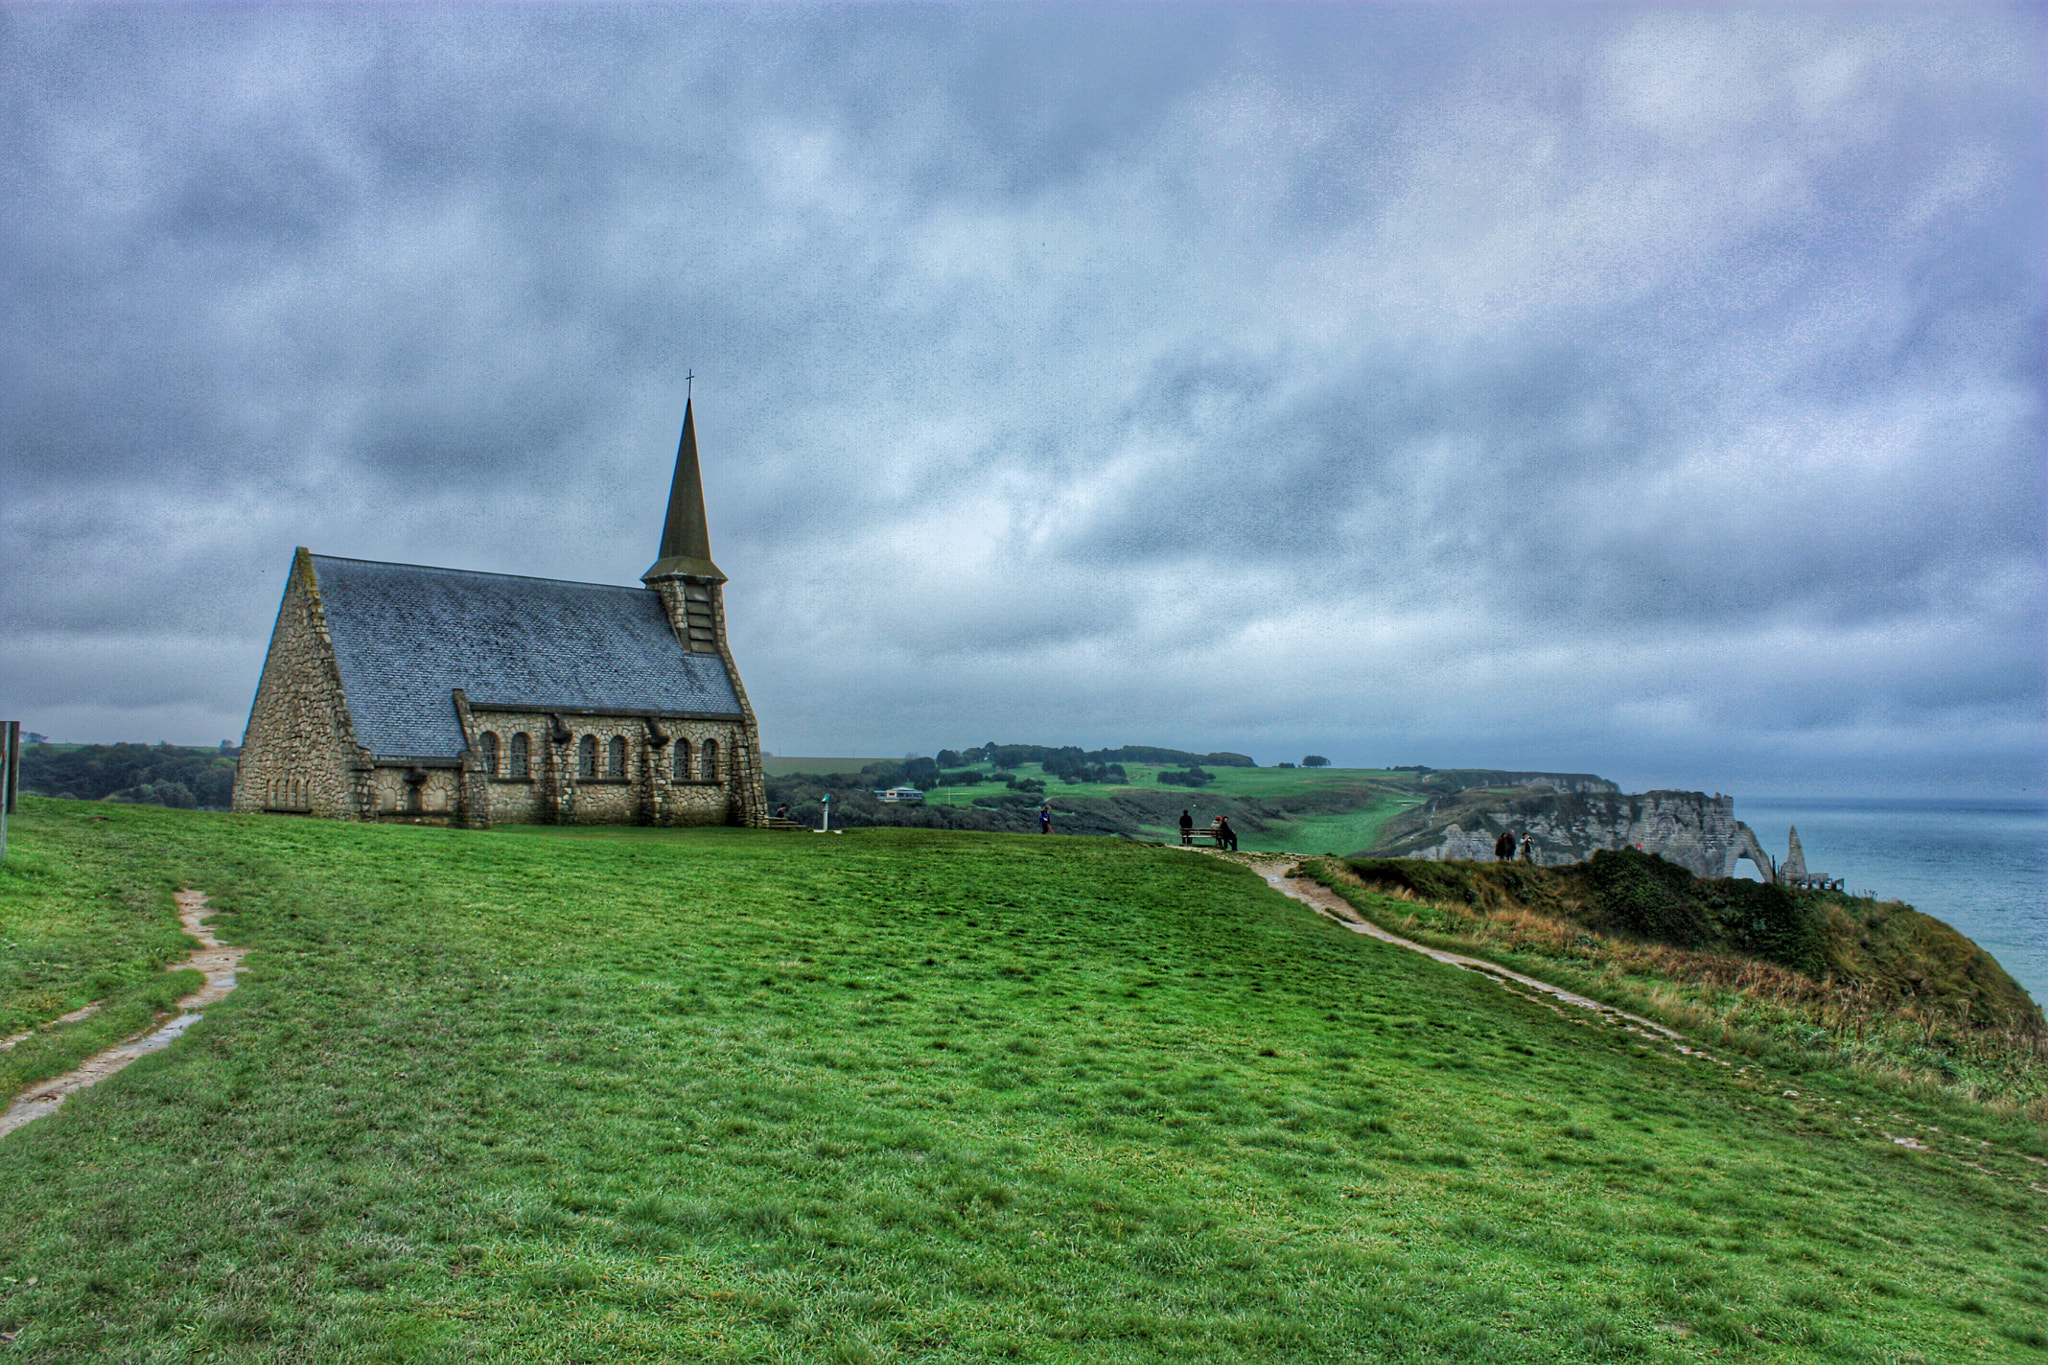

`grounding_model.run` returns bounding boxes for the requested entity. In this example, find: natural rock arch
[1723,822,1776,882]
